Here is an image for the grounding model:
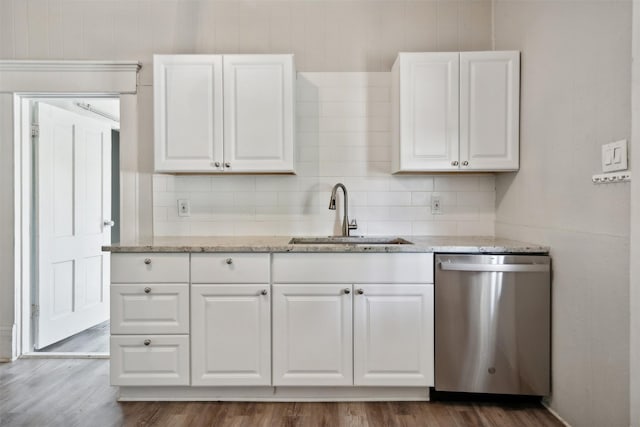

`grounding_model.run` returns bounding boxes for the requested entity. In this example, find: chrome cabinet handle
[144,287,151,294]
[224,162,231,168]
[144,258,152,265]
[357,289,364,295]
[439,262,550,273]
[451,161,459,166]
[462,161,469,166]
[261,289,268,296]
[103,220,115,227]
[343,288,351,295]
[225,258,233,265]
[143,339,151,346]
